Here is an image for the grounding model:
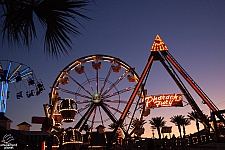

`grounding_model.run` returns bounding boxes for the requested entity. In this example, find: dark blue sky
[1,0,225,137]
